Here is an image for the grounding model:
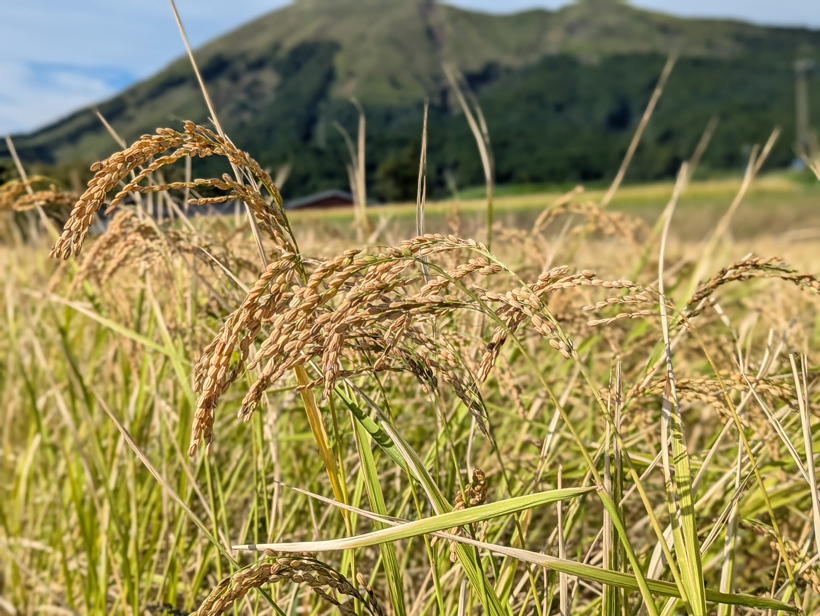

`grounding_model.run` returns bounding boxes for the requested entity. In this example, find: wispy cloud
[0,0,288,134]
[0,59,128,133]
